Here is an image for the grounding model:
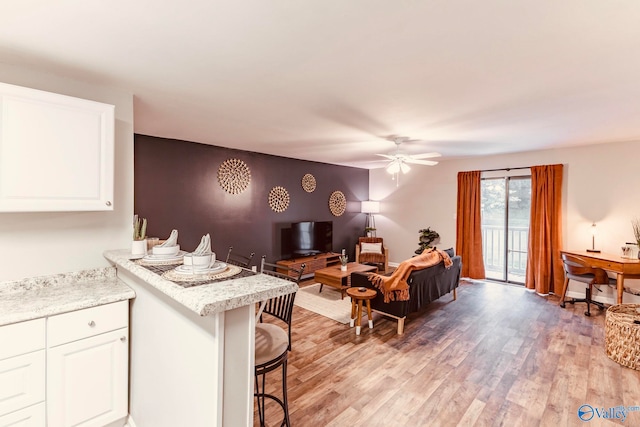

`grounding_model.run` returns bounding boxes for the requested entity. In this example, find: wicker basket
[605,304,640,370]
